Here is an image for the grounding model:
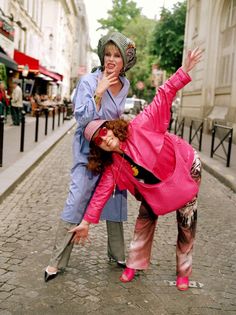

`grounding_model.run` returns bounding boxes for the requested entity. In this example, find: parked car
[124,98,147,115]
